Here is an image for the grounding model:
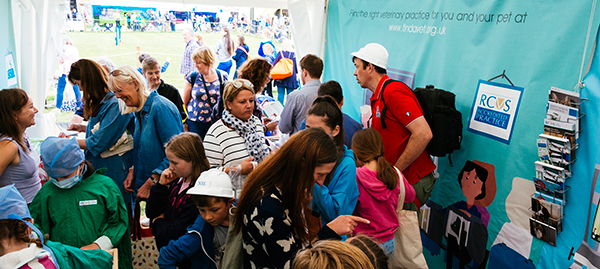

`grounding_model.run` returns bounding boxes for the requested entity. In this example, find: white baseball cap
[351,43,388,70]
[187,168,235,198]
